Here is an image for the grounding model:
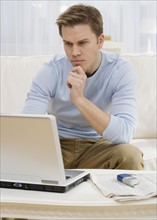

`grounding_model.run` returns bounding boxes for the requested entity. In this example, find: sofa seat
[131,139,156,170]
